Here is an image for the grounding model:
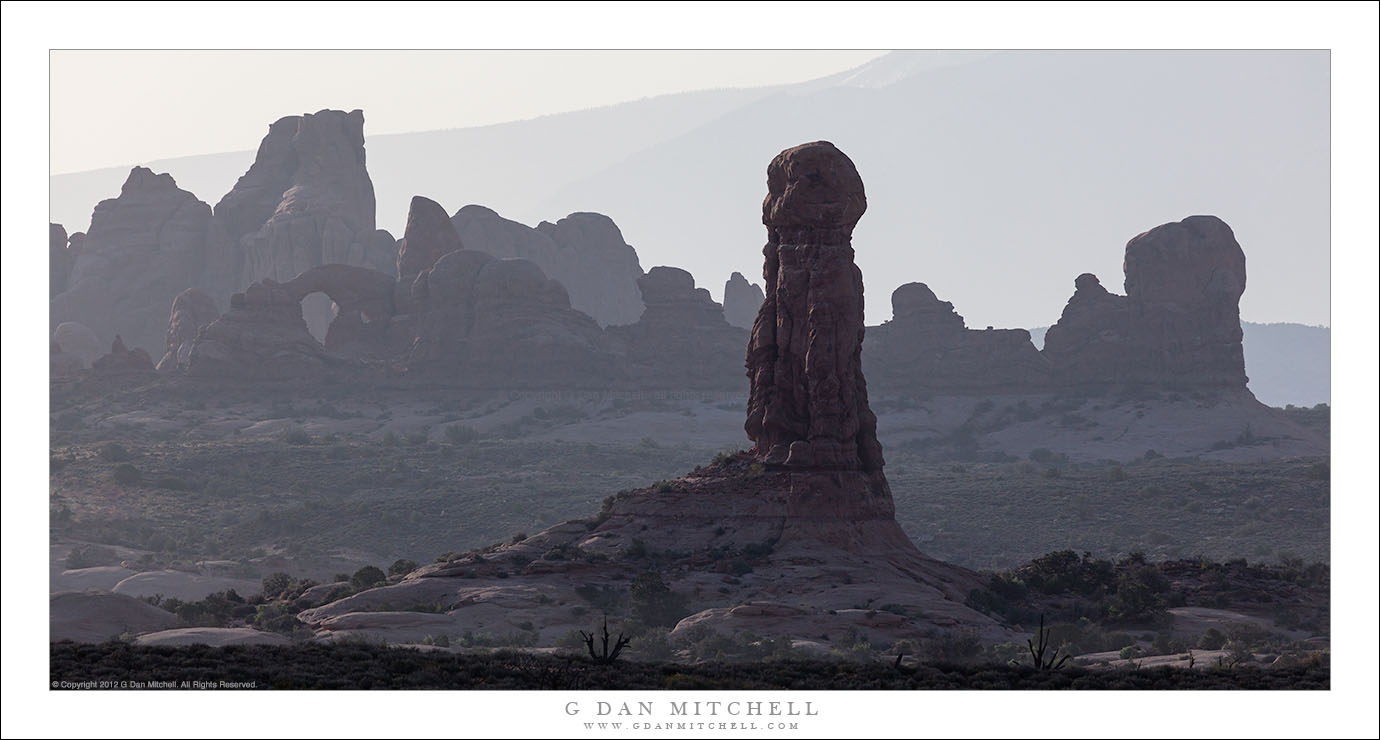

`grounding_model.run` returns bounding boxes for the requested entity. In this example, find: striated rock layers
[746,141,882,472]
[298,141,1007,650]
[1044,215,1248,389]
[866,282,1050,393]
[723,271,765,330]
[215,109,396,339]
[451,205,645,327]
[49,168,229,356]
[156,289,221,372]
[606,266,748,389]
